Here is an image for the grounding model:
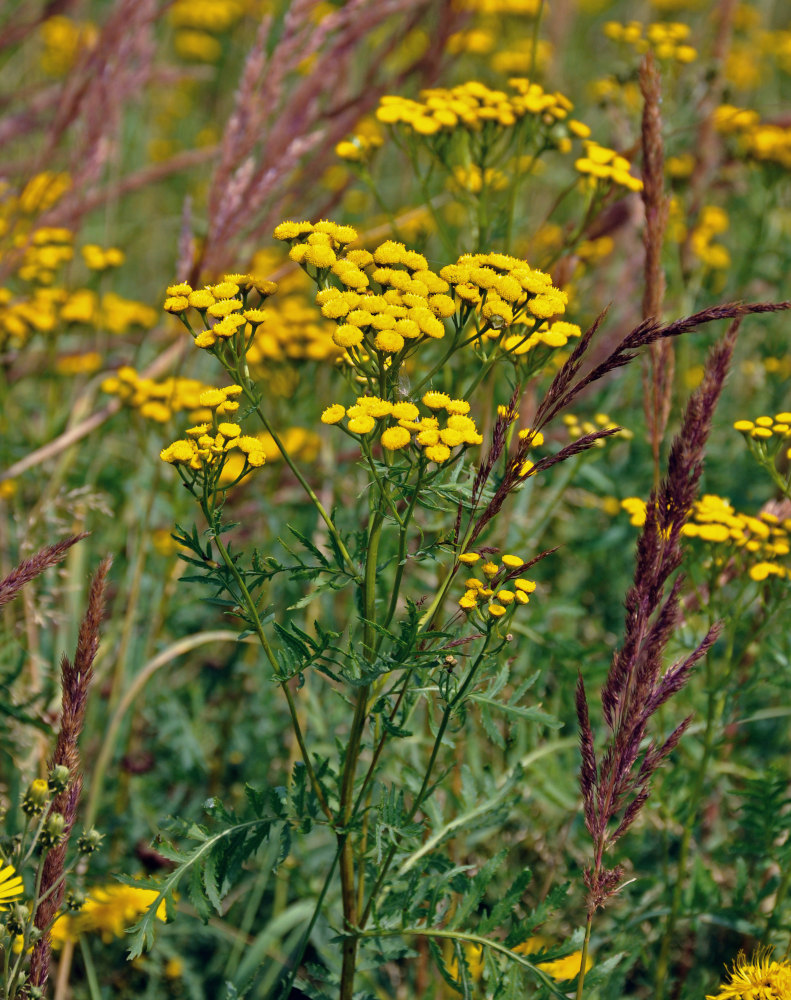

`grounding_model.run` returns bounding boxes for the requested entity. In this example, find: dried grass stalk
[576,321,741,913]
[29,556,112,988]
[462,299,789,550]
[0,533,88,609]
